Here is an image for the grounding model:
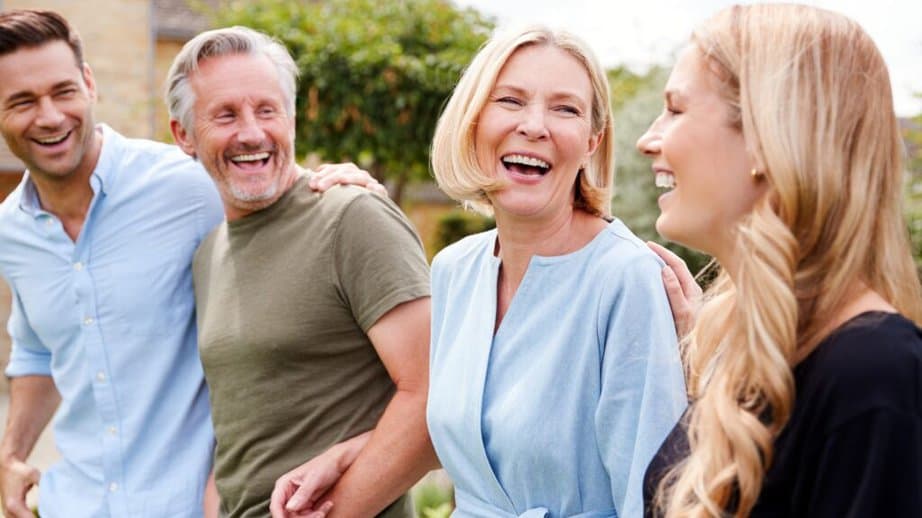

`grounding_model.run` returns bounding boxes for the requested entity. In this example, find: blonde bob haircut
[431,25,615,217]
[657,4,922,517]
